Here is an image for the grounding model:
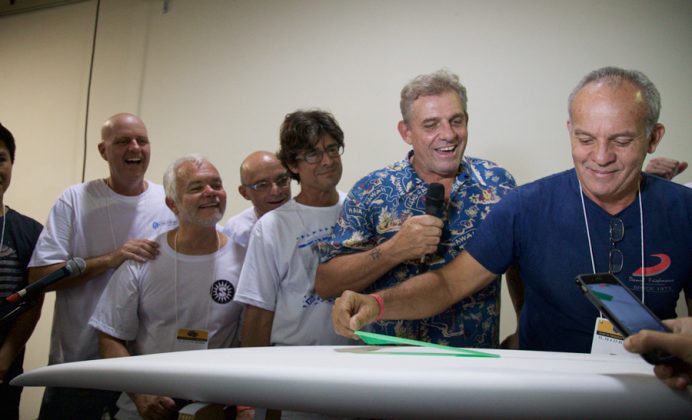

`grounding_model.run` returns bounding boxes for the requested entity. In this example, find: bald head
[240,151,282,184]
[101,113,146,141]
[238,150,291,217]
[98,113,151,195]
